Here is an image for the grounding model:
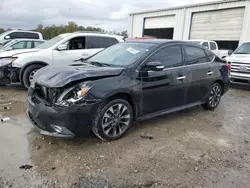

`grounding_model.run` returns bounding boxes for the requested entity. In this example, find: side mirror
[145,61,164,71]
[4,35,10,40]
[228,50,233,56]
[57,44,67,51]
